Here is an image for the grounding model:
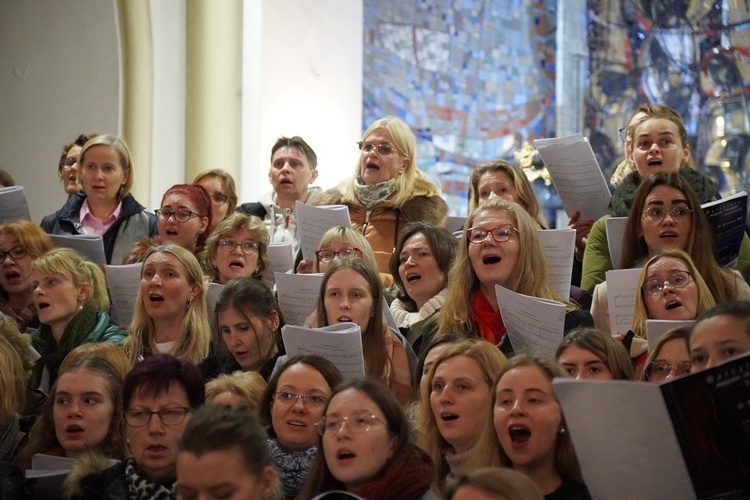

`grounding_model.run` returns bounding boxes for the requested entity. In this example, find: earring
[559,427,566,435]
